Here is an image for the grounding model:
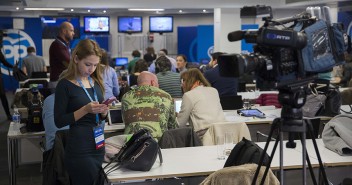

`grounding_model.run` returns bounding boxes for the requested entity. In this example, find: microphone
[227,30,245,42]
